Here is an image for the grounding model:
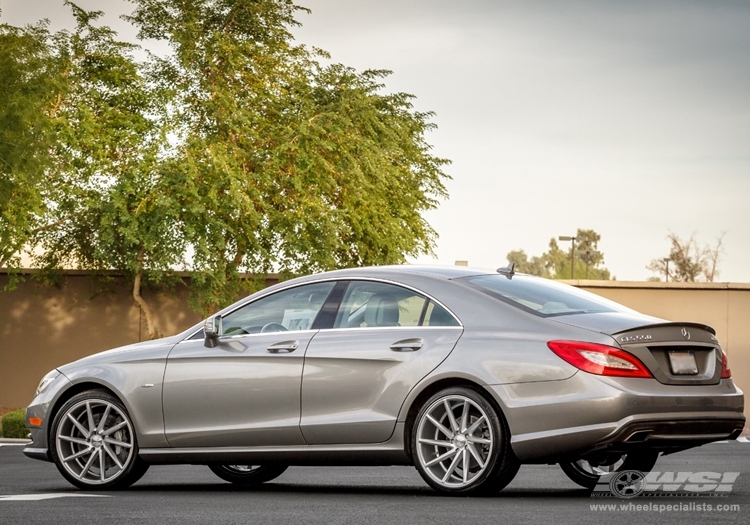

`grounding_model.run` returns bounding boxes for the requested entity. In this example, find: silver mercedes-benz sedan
[24,265,745,495]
